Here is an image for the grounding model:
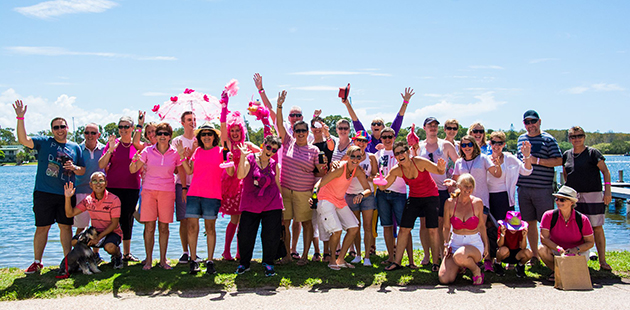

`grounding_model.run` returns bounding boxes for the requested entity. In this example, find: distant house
[0,145,38,163]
